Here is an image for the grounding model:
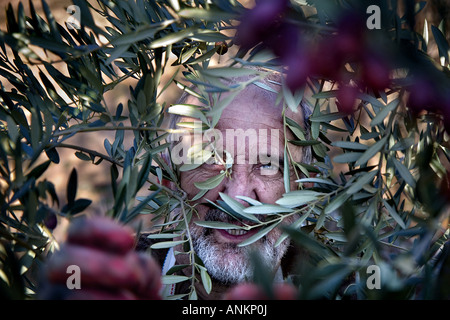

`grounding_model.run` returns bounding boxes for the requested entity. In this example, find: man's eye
[258,164,281,176]
[211,156,221,164]
[202,157,224,171]
[204,150,233,168]
[205,155,222,166]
